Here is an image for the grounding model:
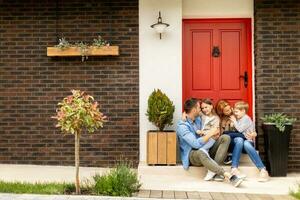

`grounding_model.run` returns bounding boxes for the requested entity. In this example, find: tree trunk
[75,132,81,194]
